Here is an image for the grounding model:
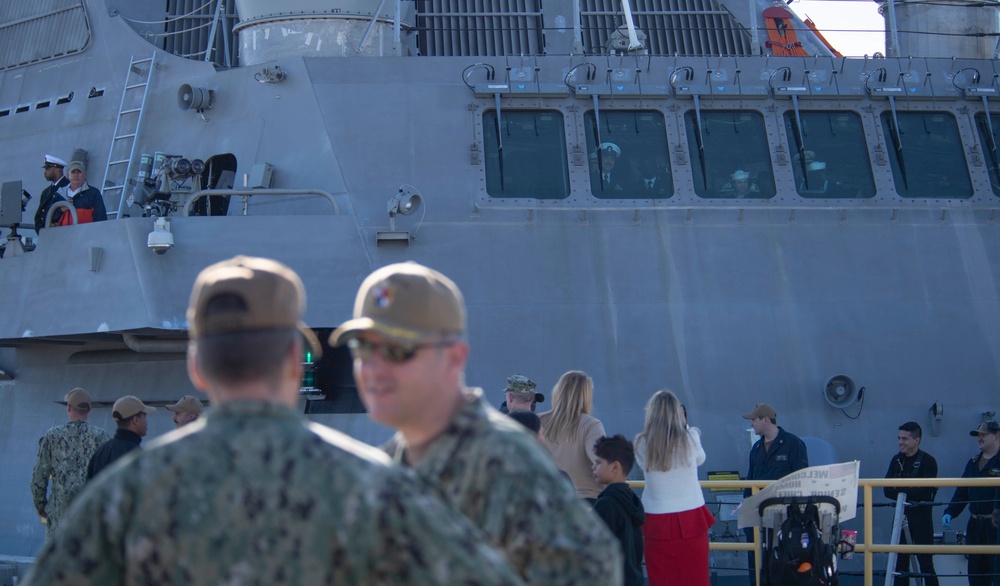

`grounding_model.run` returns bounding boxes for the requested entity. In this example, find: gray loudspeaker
[177,84,212,111]
[824,375,858,408]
